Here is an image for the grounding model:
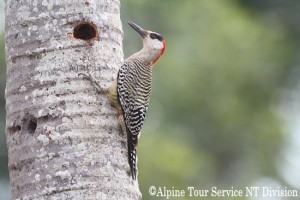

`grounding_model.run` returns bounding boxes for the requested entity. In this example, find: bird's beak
[128,21,146,38]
